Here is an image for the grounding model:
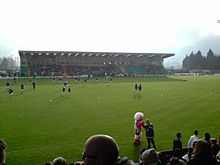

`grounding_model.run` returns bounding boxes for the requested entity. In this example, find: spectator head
[204,132,211,139]
[75,161,85,165]
[176,133,181,139]
[141,148,159,165]
[211,138,219,156]
[146,119,150,124]
[52,157,67,165]
[193,139,211,158]
[83,134,119,165]
[194,130,198,136]
[139,148,147,162]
